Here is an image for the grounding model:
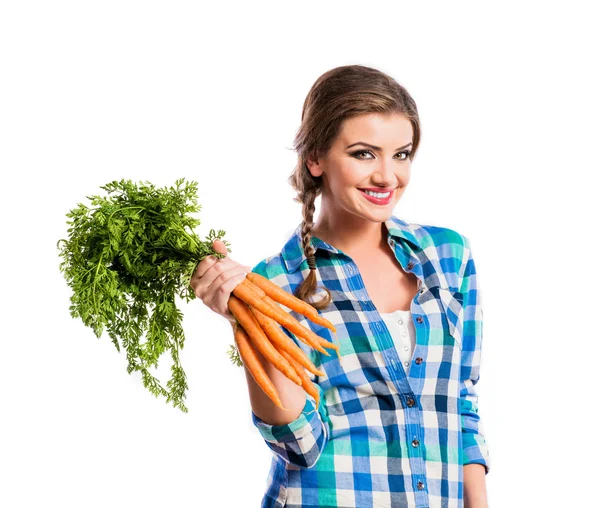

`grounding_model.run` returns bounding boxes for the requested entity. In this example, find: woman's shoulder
[250,223,314,280]
[401,219,472,291]
[250,253,285,278]
[387,214,469,251]
[405,220,468,249]
[249,250,297,293]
